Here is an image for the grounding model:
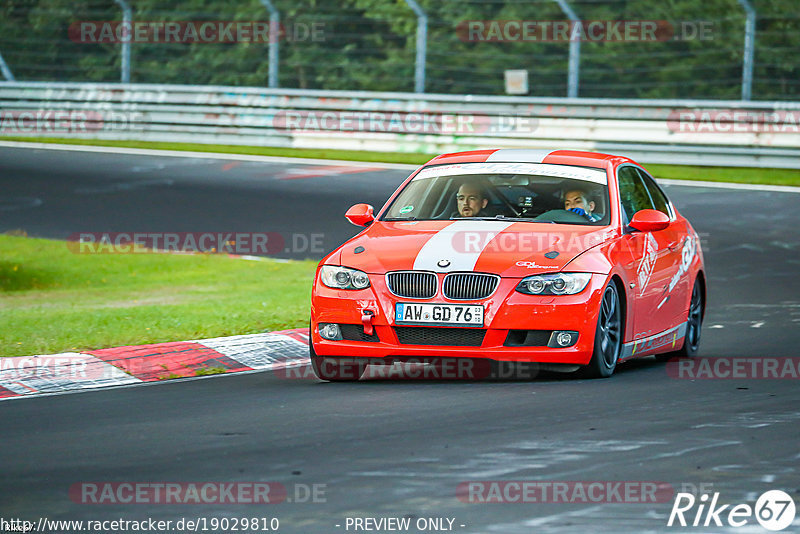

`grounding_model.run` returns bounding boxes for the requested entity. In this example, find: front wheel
[580,281,623,378]
[310,343,367,382]
[656,278,704,362]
